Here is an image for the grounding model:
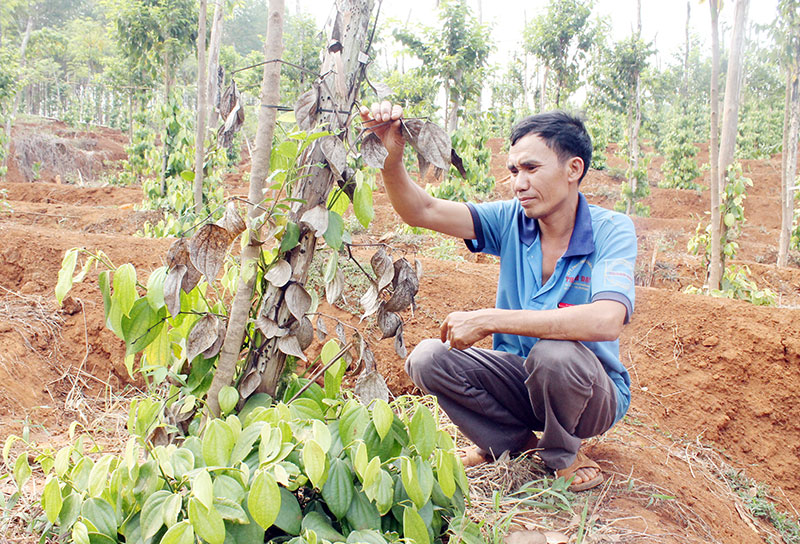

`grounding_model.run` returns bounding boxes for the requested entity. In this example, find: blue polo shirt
[464,193,637,423]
